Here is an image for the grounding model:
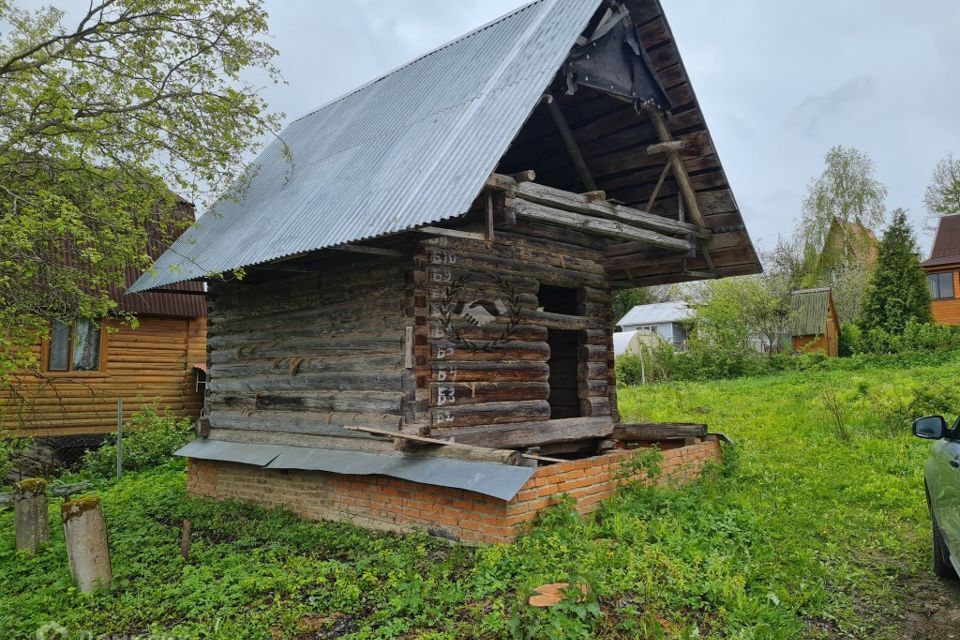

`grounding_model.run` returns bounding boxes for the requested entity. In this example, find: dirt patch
[896,573,960,640]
